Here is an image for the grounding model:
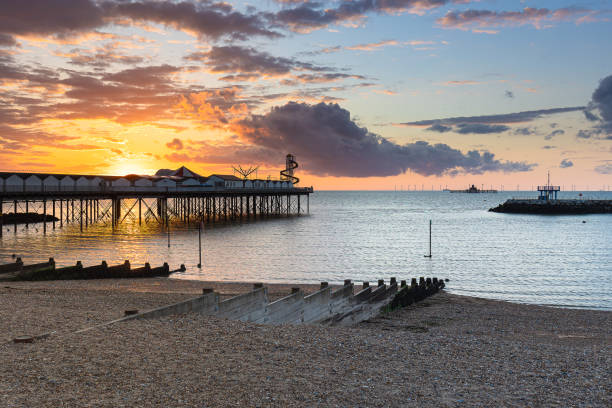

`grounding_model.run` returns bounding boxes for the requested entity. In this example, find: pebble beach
[1,278,610,407]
